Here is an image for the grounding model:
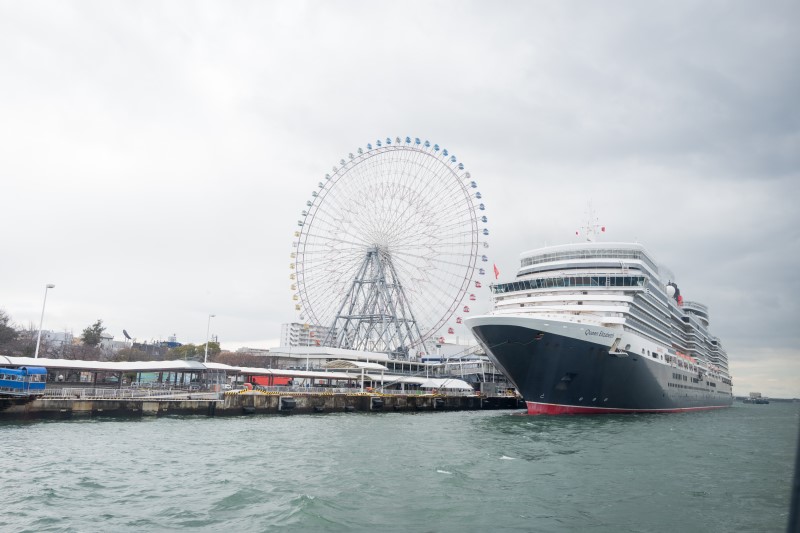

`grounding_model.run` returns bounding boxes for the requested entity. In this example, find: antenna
[576,203,606,242]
